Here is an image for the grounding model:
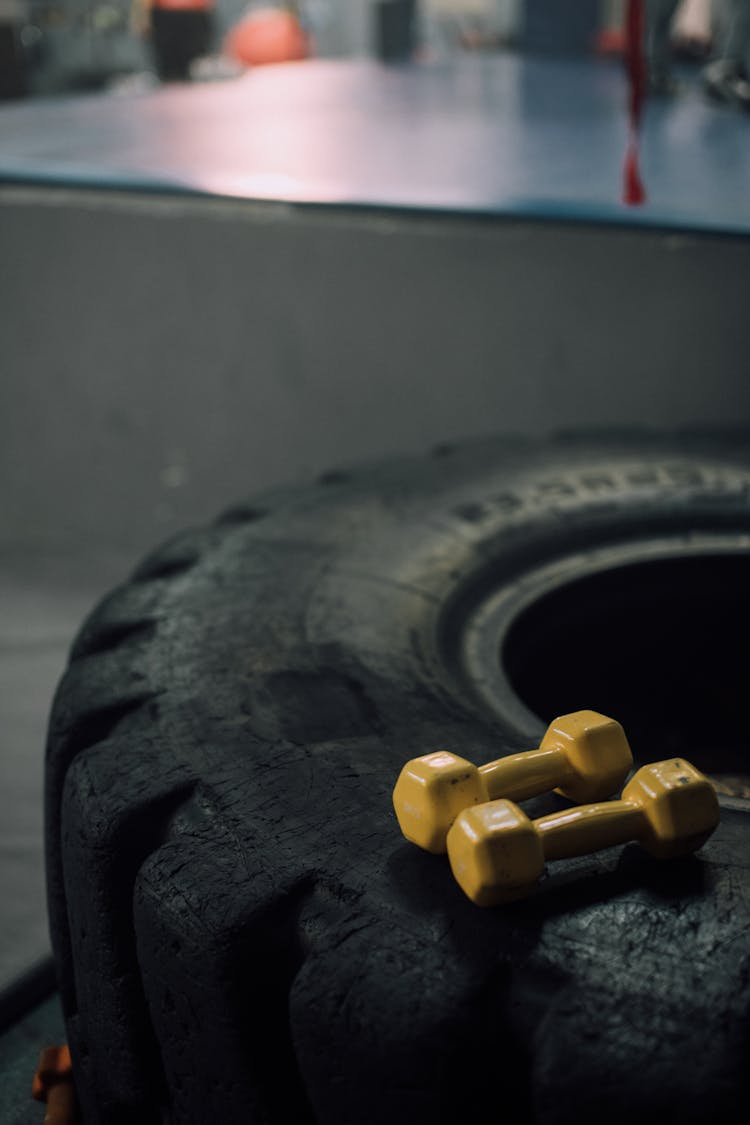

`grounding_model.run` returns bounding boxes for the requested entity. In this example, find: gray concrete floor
[0,549,131,998]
